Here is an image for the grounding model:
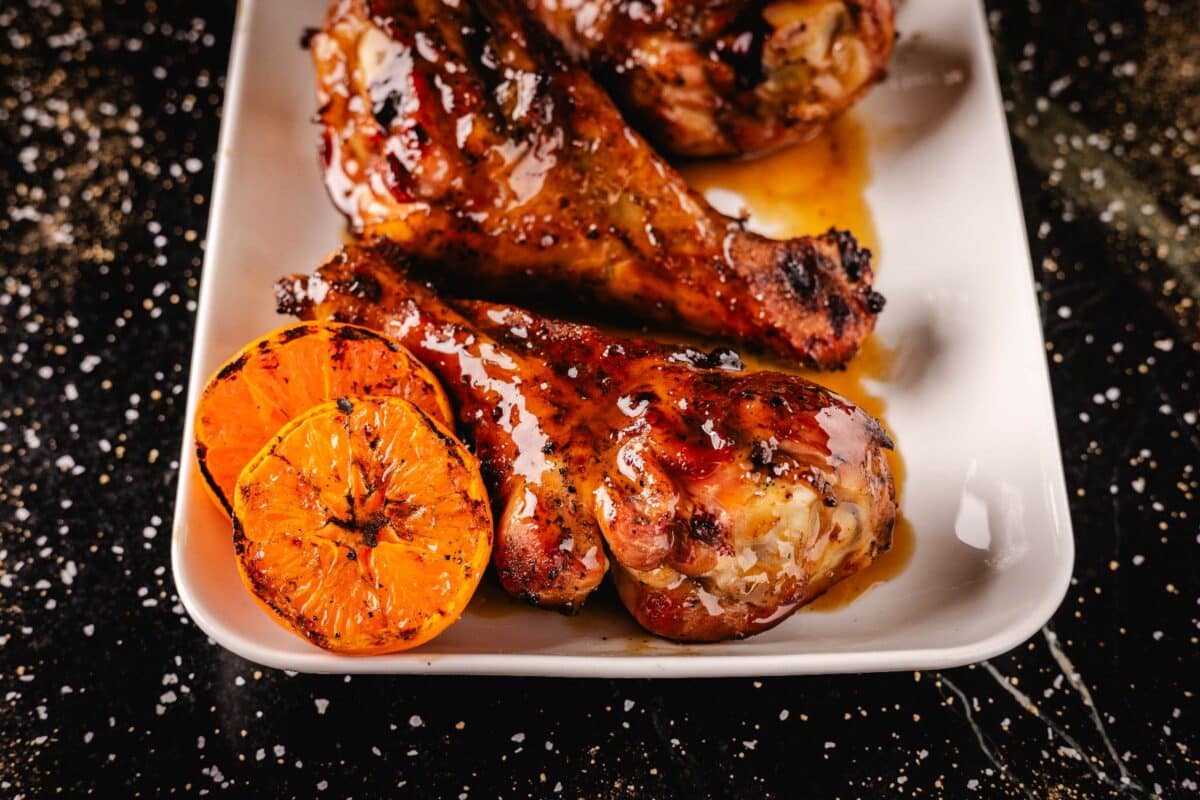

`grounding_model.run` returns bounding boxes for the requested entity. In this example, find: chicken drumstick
[277,245,896,641]
[310,0,884,369]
